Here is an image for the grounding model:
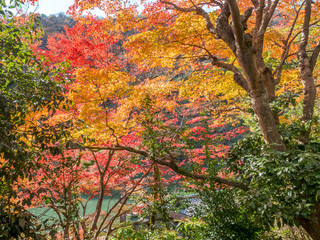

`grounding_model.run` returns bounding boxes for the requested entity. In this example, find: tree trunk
[120,192,127,224]
[90,178,104,233]
[298,54,317,143]
[151,164,161,226]
[238,52,286,151]
[251,90,286,151]
[63,224,70,240]
[299,204,320,240]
